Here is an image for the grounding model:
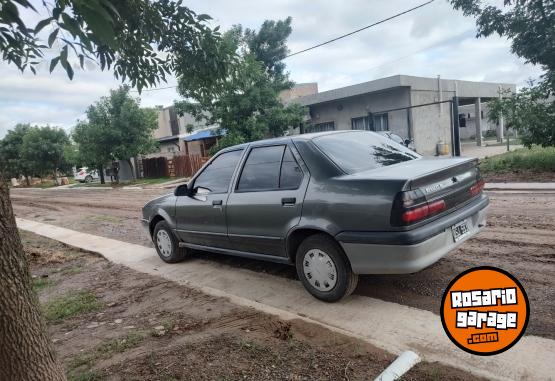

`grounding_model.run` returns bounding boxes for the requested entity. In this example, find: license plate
[452,219,470,242]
